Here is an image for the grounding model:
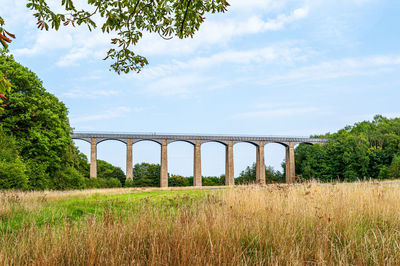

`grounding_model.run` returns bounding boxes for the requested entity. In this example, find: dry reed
[1,182,400,265]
